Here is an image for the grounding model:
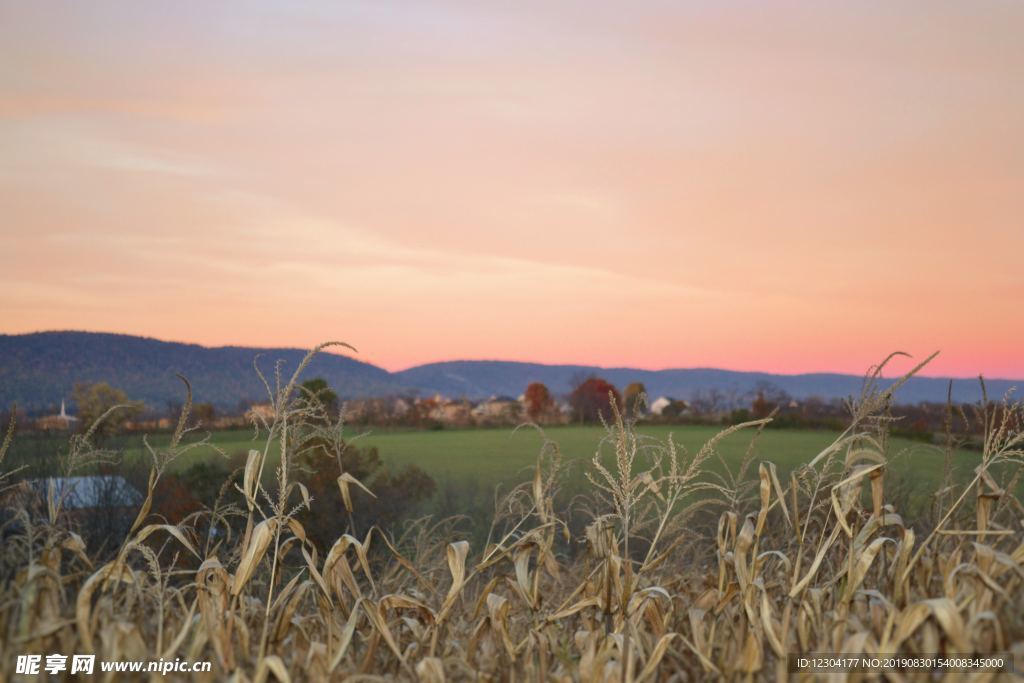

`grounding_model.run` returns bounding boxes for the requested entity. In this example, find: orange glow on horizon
[1,2,1022,379]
